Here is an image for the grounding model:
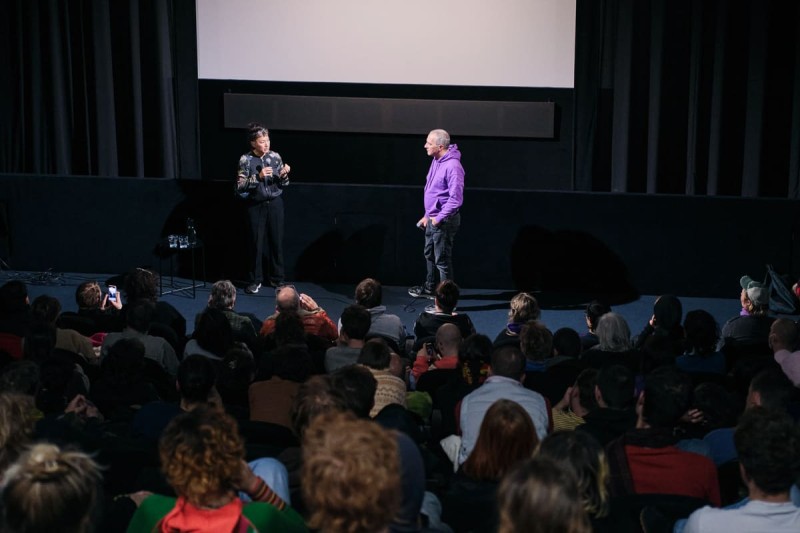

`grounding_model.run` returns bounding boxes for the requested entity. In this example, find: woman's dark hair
[458,333,492,386]
[585,300,611,332]
[194,308,234,358]
[683,309,719,356]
